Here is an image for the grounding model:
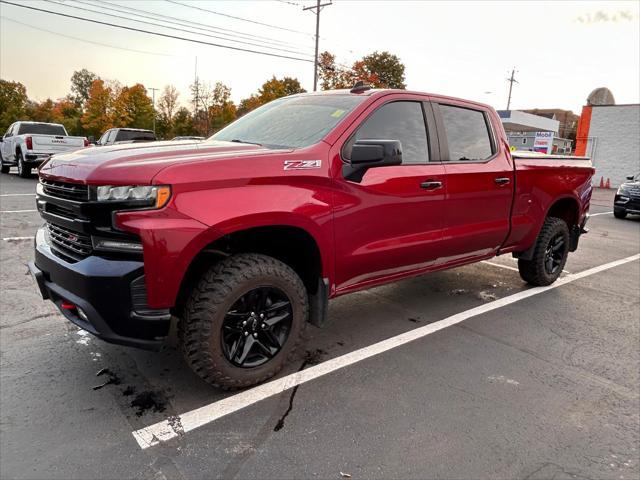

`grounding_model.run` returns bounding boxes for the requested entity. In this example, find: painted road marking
[0,210,37,213]
[590,211,613,217]
[0,193,35,197]
[3,236,34,241]
[131,253,640,449]
[481,260,519,272]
